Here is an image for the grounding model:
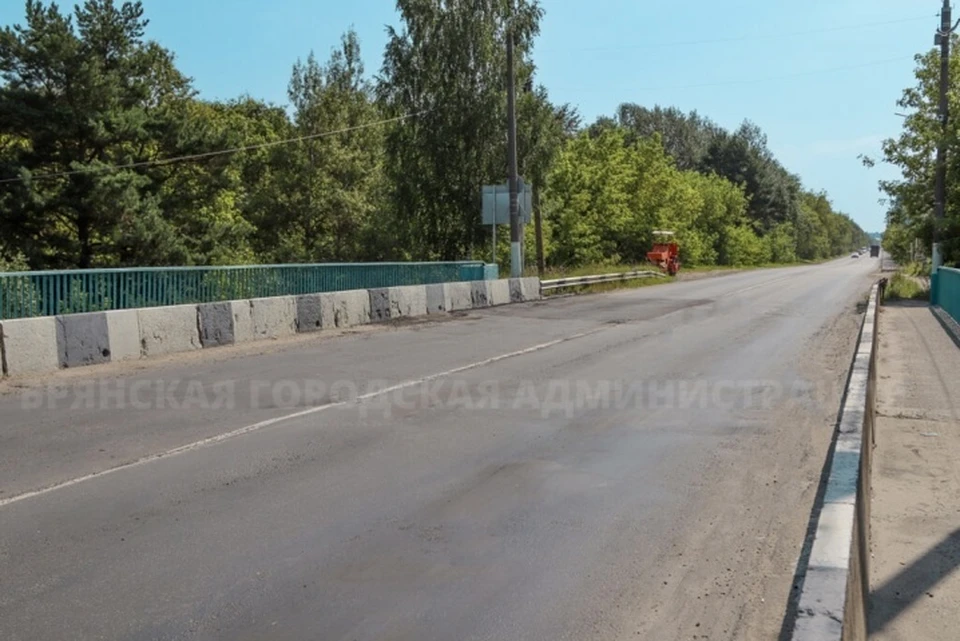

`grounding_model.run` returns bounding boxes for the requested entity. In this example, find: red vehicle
[646,230,681,276]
